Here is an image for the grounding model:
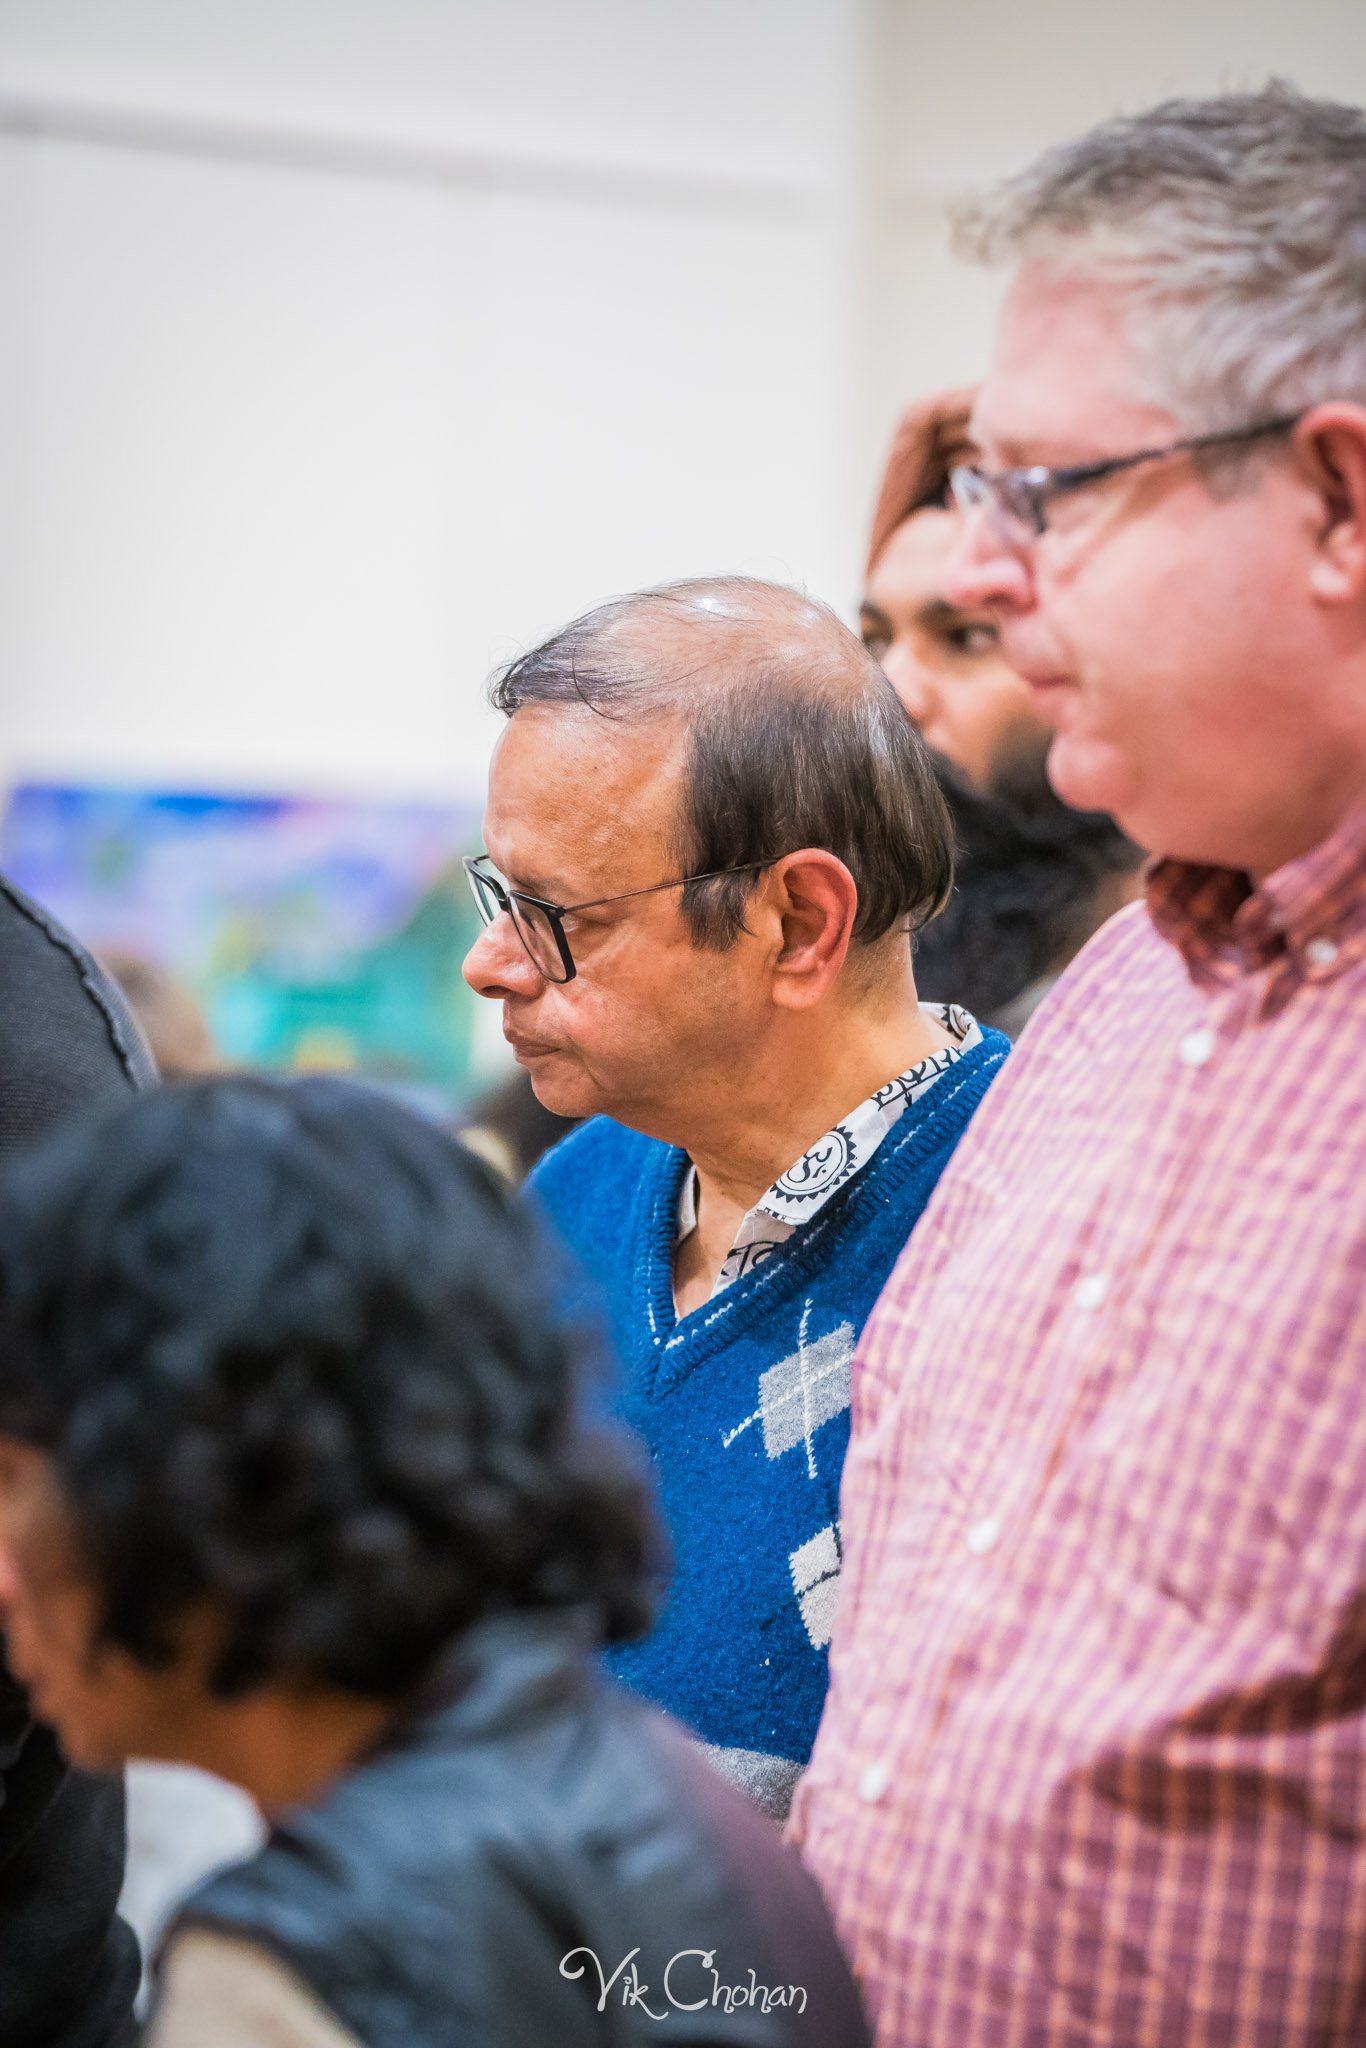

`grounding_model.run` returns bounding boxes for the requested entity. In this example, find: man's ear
[1297,404,1366,604]
[765,851,859,1010]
